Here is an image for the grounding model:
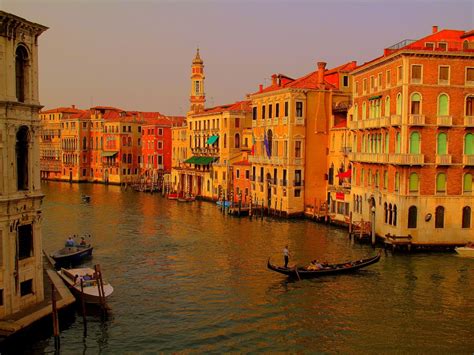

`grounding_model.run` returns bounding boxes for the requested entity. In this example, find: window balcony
[273,117,279,125]
[464,116,474,127]
[341,146,352,155]
[380,116,391,127]
[463,154,474,166]
[282,117,288,125]
[295,117,305,126]
[408,114,425,126]
[251,120,257,128]
[435,154,452,165]
[390,115,402,126]
[293,180,304,187]
[294,158,303,166]
[437,115,452,126]
[266,118,272,126]
[349,152,388,164]
[388,154,425,165]
[349,120,360,130]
